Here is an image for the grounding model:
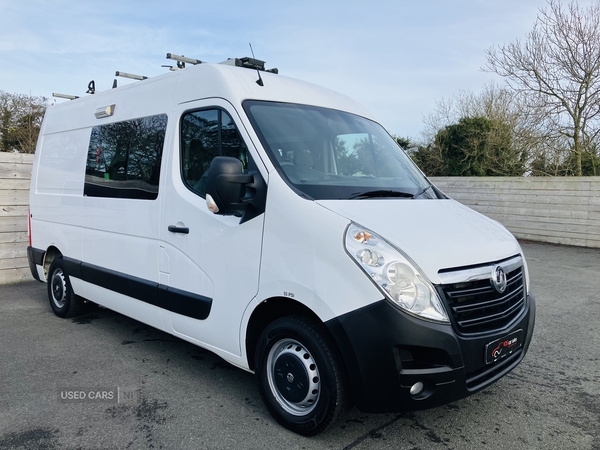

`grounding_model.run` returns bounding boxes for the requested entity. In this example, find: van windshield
[243,101,437,200]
